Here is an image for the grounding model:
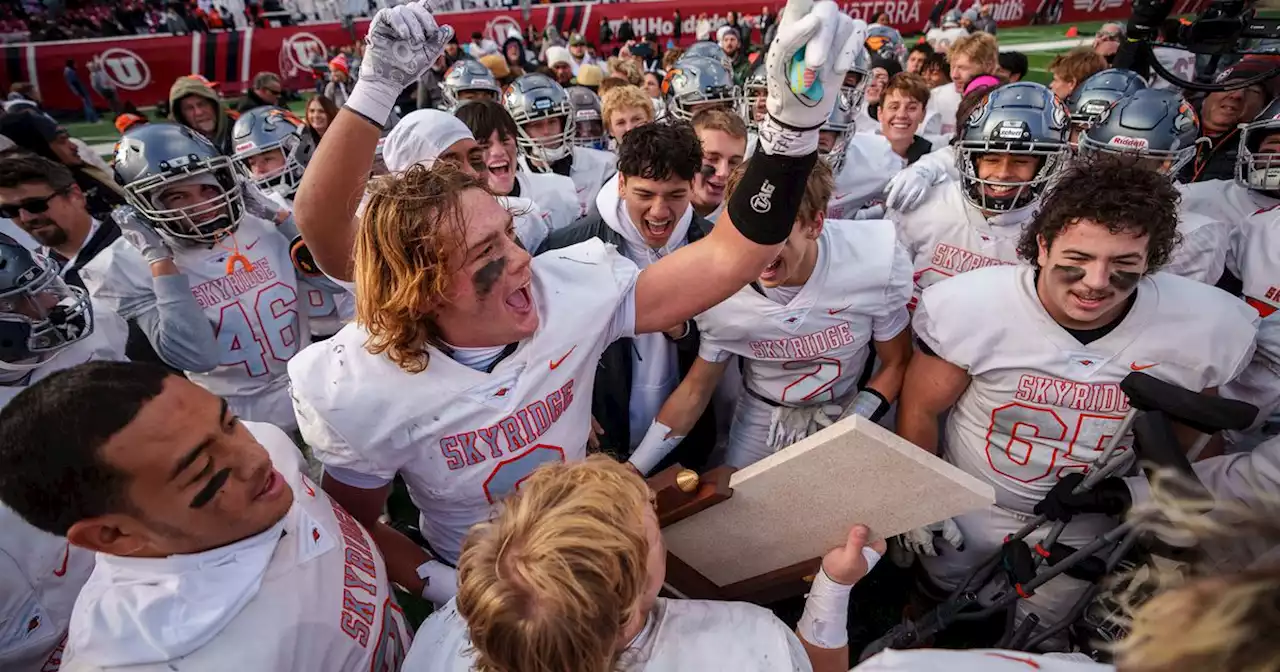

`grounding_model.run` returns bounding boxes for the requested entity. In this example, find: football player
[690,108,748,222]
[0,237,125,672]
[404,456,886,672]
[567,86,607,151]
[1077,88,1231,285]
[289,0,866,607]
[921,32,997,138]
[231,106,354,340]
[503,73,617,217]
[81,123,306,431]
[0,361,411,671]
[892,82,1071,307]
[1063,68,1147,146]
[897,156,1258,639]
[628,162,913,473]
[665,56,743,122]
[453,100,581,234]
